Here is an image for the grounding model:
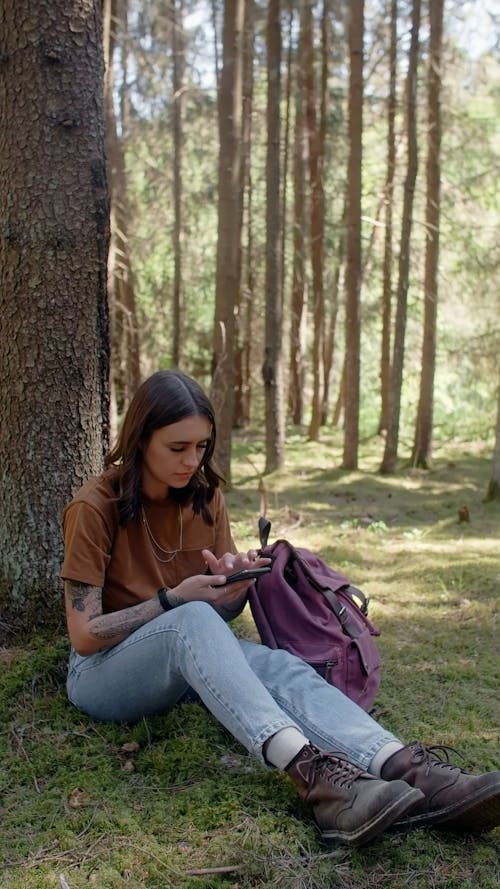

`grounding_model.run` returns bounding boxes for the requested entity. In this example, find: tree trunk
[485,371,500,501]
[342,0,364,470]
[318,0,333,427]
[234,0,255,428]
[412,0,443,468]
[322,208,346,426]
[171,0,185,368]
[212,0,244,480]
[263,0,285,473]
[379,0,397,435]
[380,0,421,474]
[0,0,110,635]
[280,8,293,329]
[104,0,140,431]
[305,0,327,442]
[288,11,307,426]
